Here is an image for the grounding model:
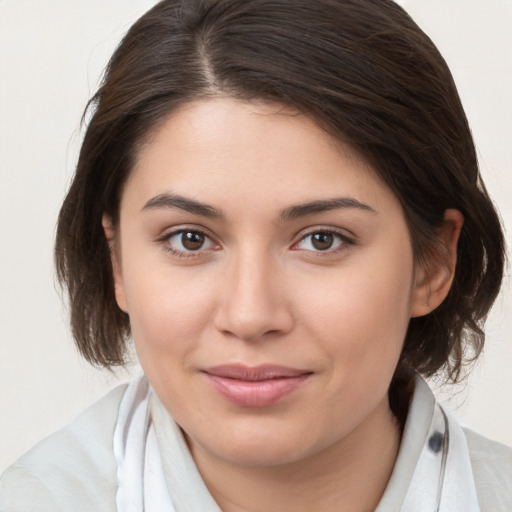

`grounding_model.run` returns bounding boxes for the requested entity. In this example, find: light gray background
[1,0,511,473]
